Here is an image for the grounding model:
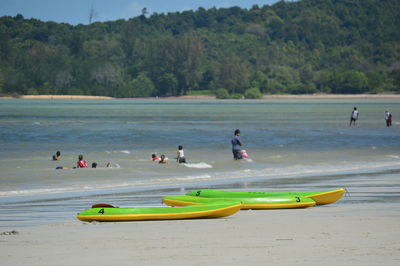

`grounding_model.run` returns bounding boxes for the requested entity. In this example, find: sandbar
[1,202,399,265]
[1,94,399,101]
